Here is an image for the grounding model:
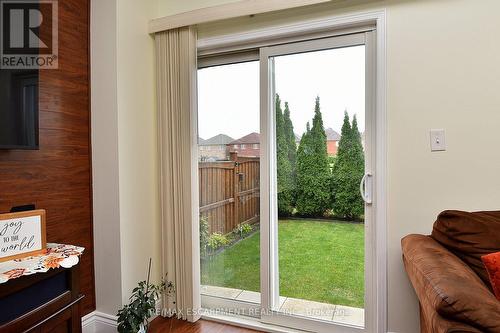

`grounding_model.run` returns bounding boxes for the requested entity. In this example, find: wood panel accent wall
[0,0,95,315]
